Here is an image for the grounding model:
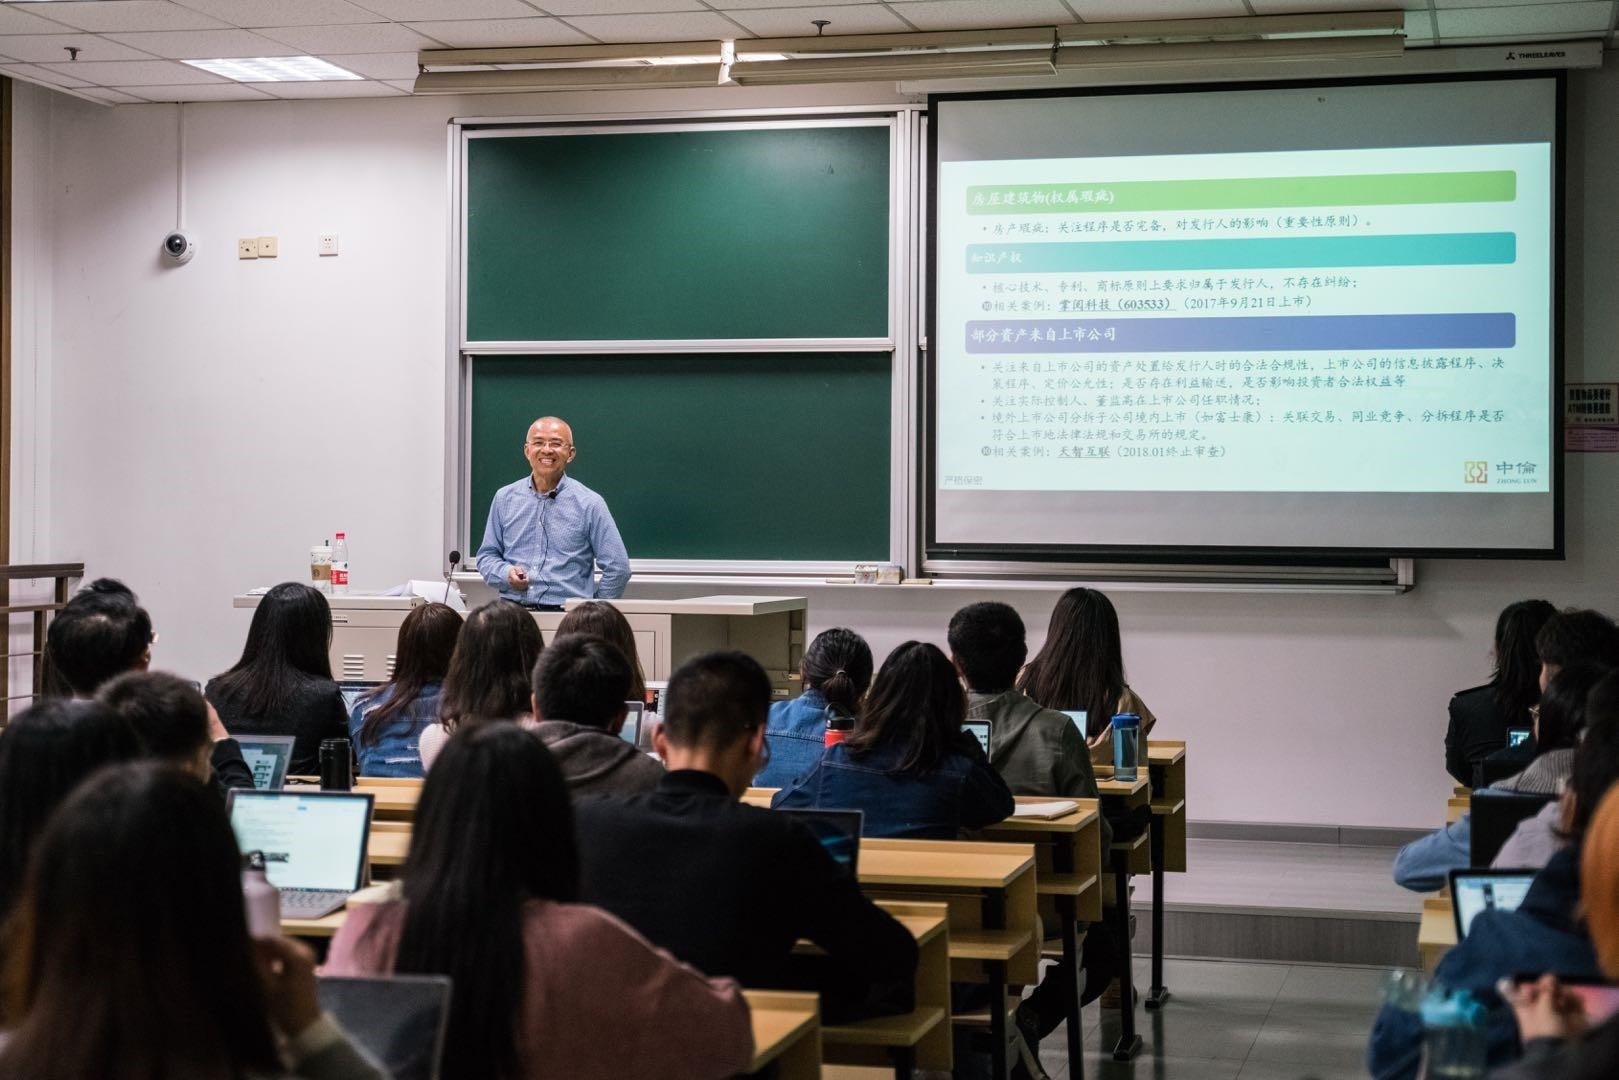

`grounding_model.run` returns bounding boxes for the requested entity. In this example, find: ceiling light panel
[183,55,364,81]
